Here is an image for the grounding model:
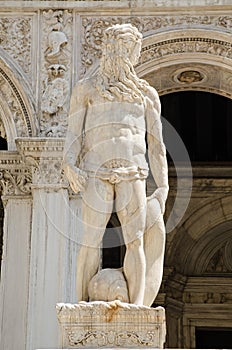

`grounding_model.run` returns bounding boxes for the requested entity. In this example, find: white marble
[56,301,166,348]
[0,198,32,350]
[63,24,168,306]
